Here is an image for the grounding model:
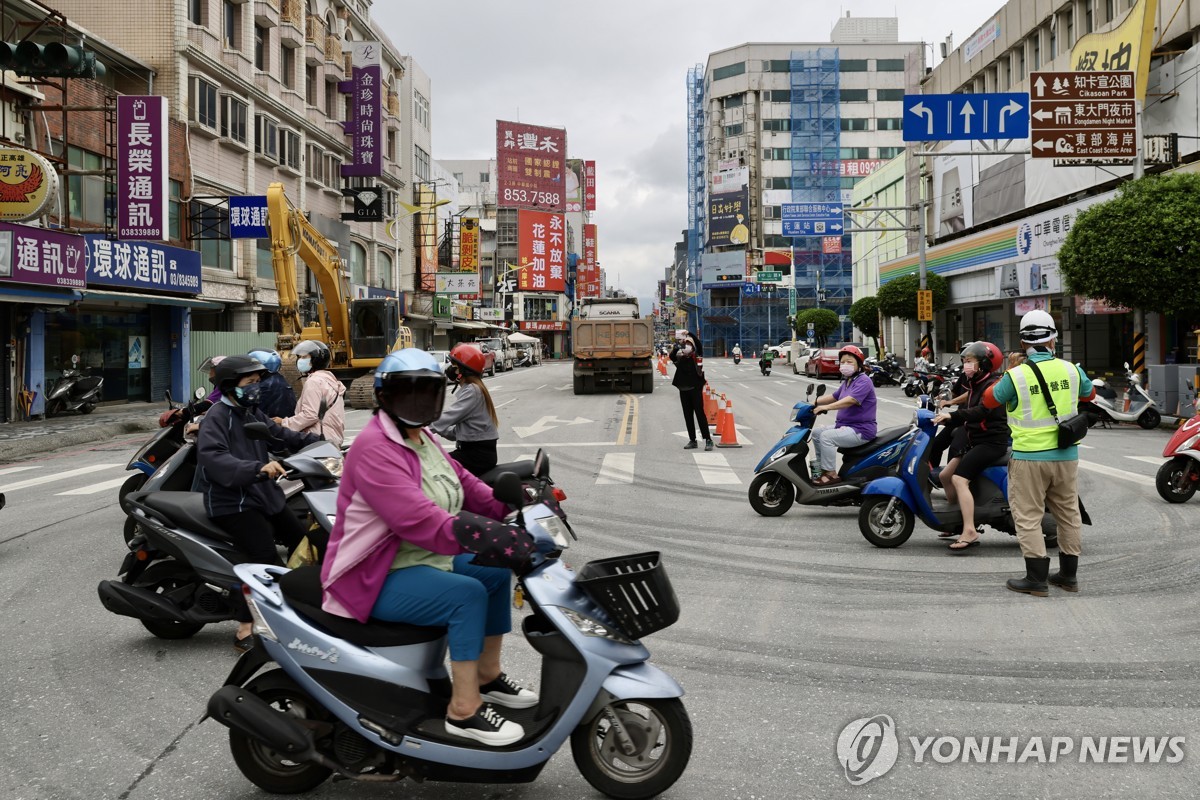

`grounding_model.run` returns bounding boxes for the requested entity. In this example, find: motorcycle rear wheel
[748,473,795,516]
[571,698,692,800]
[134,561,205,639]
[1156,457,1197,504]
[230,670,335,794]
[80,402,96,414]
